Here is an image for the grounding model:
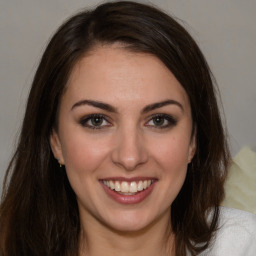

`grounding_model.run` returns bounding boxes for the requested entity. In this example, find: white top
[199,207,256,256]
